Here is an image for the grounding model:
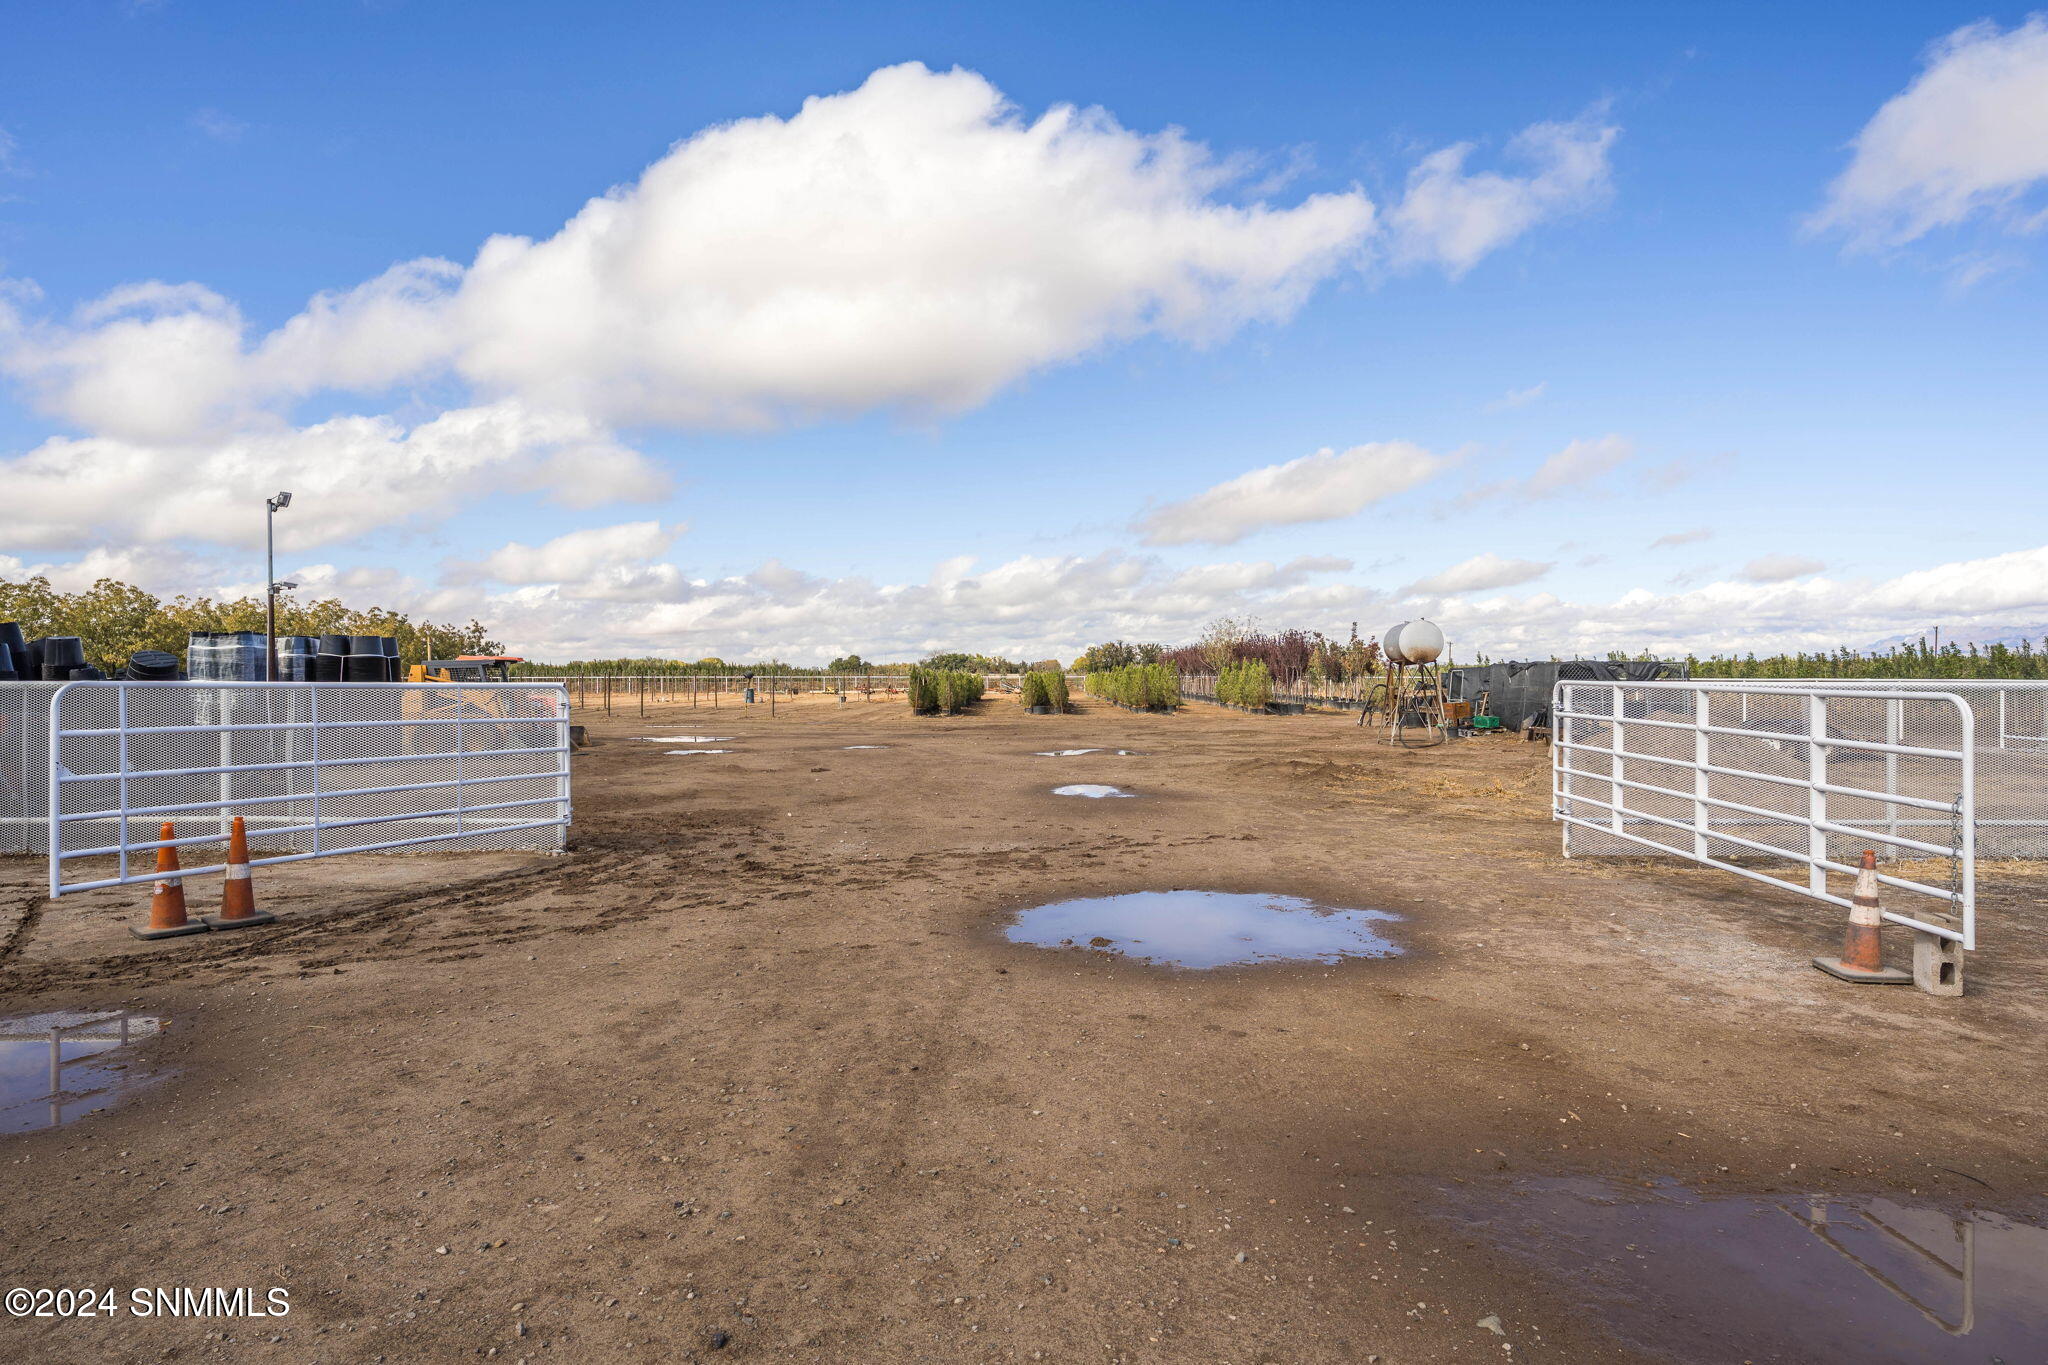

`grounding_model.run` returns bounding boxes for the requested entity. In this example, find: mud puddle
[1033,749,1142,757]
[841,745,890,750]
[1445,1176,2048,1362]
[1,1010,169,1134]
[666,749,734,755]
[640,736,734,742]
[1004,891,1402,968]
[1052,784,1134,798]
